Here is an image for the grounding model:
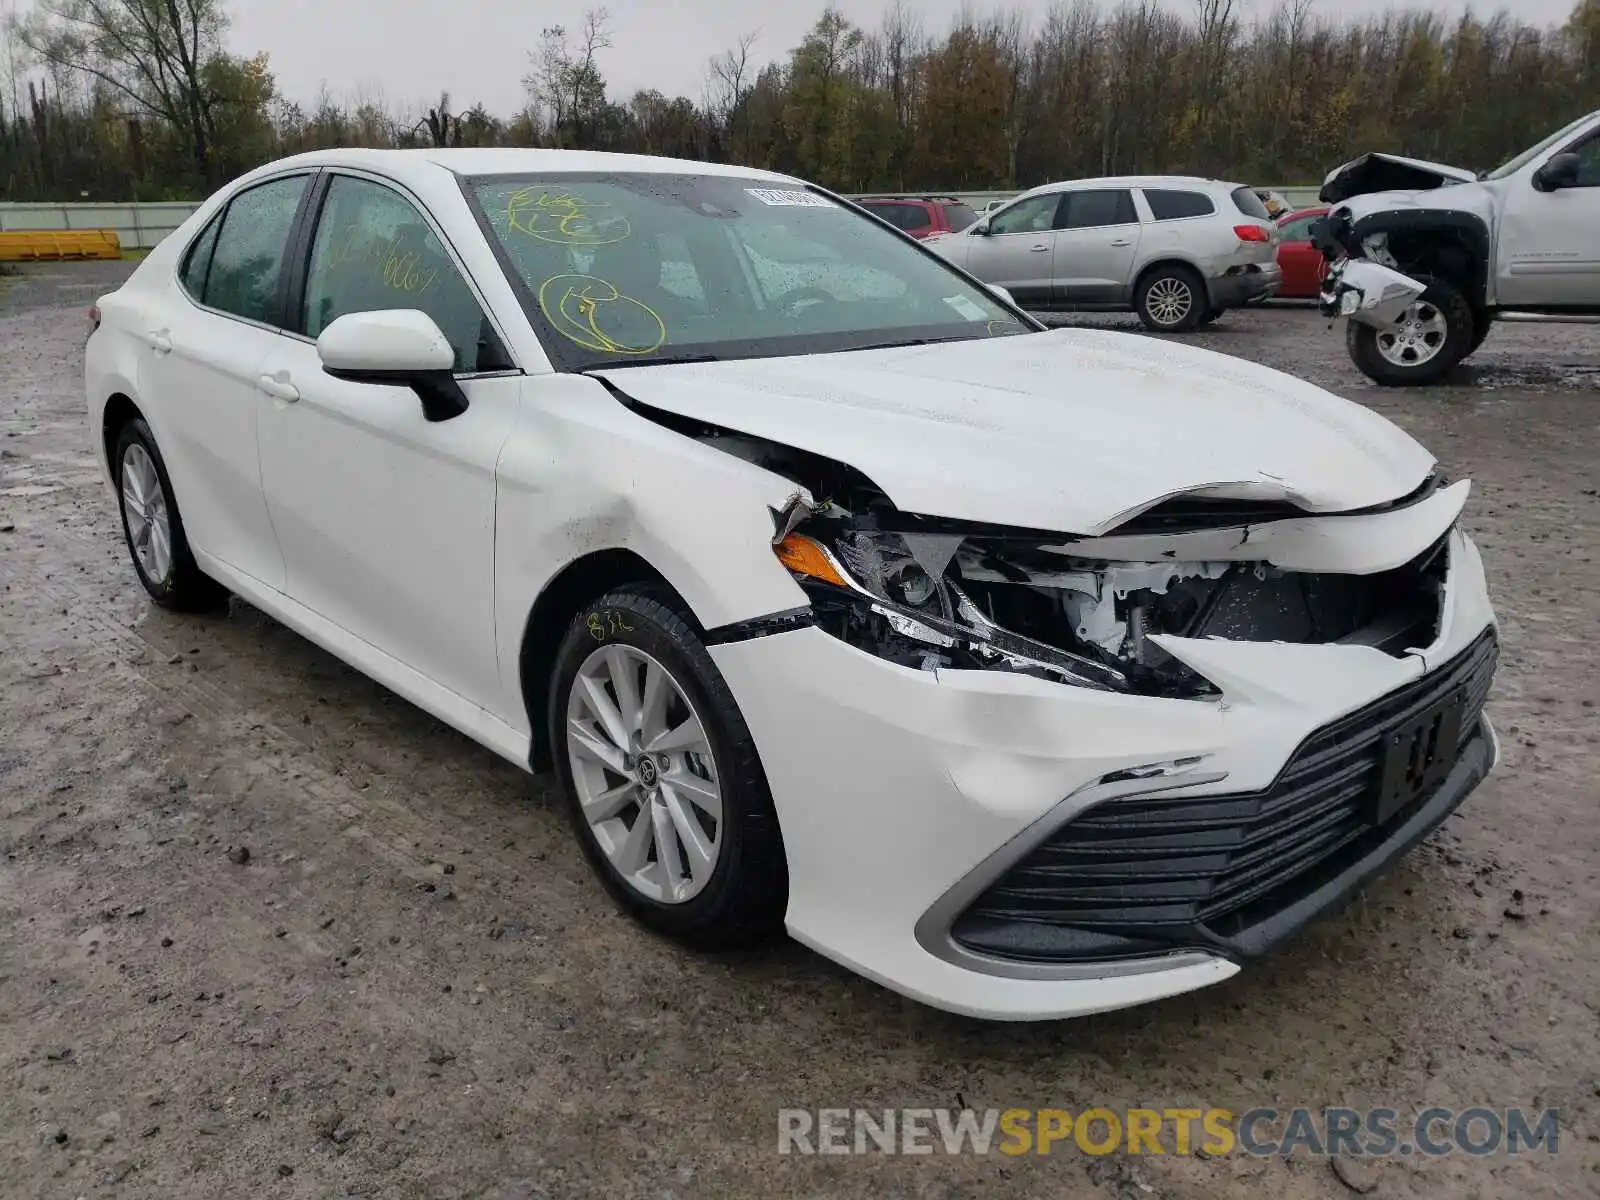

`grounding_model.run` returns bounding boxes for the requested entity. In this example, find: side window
[1566,134,1600,187]
[941,203,978,232]
[180,215,222,299]
[988,194,1061,235]
[303,176,505,373]
[203,175,308,325]
[1058,190,1138,229]
[869,203,930,232]
[1143,189,1216,221]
